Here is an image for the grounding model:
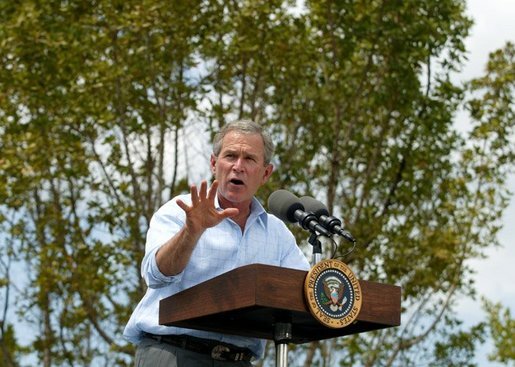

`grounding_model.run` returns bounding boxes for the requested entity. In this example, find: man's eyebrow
[222,148,237,154]
[223,148,258,157]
